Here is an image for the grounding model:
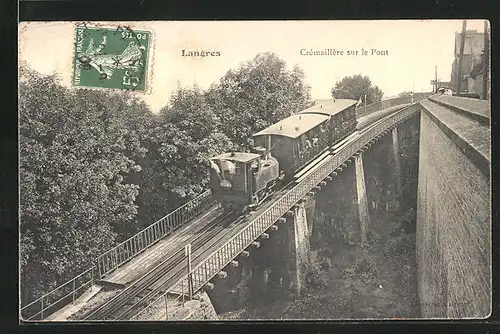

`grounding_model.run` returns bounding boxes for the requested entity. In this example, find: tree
[331,75,383,105]
[139,86,235,222]
[19,67,149,303]
[139,53,312,222]
[398,91,414,98]
[206,52,311,149]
